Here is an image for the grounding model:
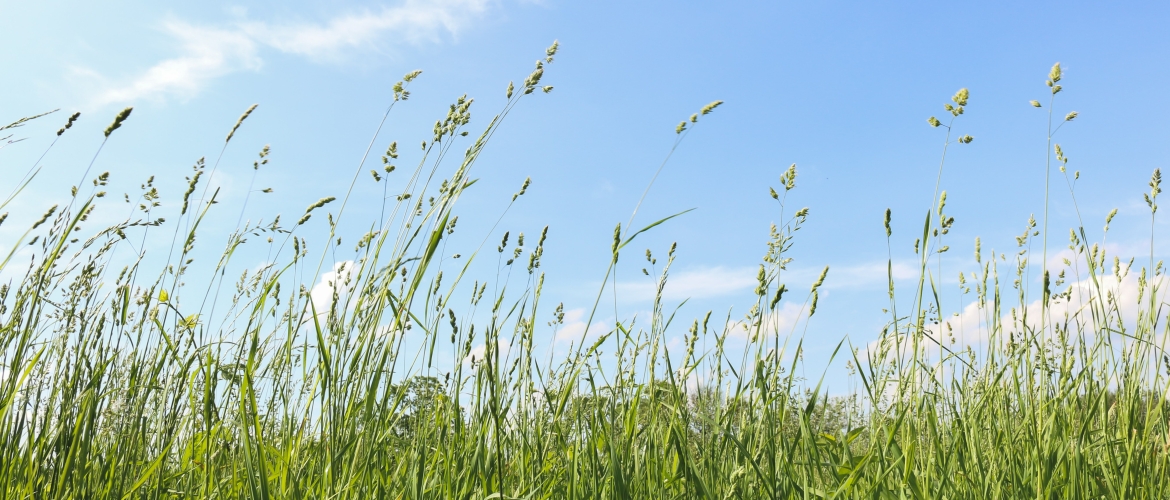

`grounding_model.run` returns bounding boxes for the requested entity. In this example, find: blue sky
[3,1,1168,387]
